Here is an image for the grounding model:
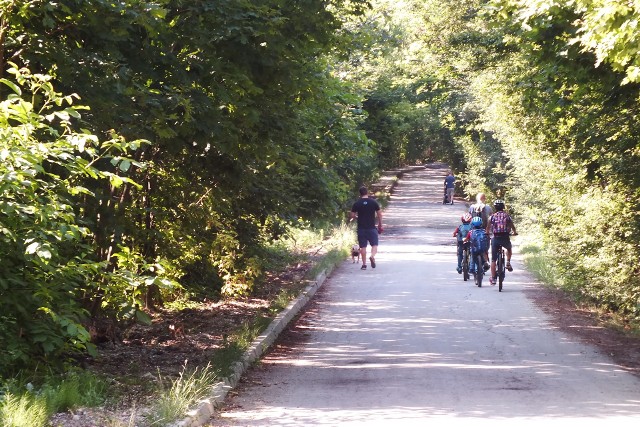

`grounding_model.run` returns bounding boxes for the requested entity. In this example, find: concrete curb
[172,263,338,427]
[171,163,427,427]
